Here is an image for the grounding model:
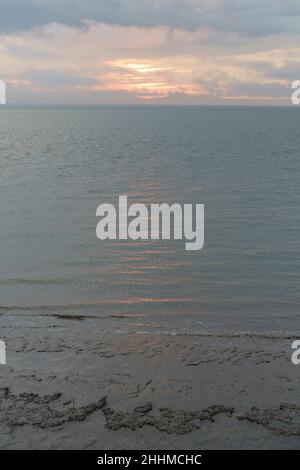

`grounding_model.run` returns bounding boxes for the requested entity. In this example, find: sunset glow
[0,2,298,104]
